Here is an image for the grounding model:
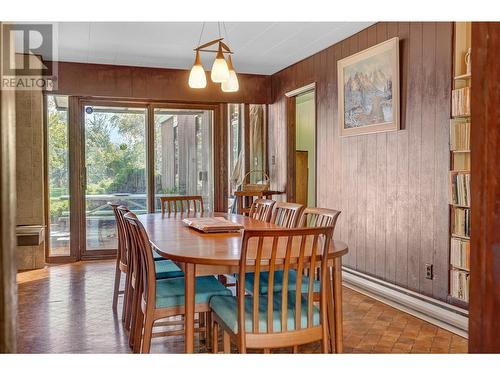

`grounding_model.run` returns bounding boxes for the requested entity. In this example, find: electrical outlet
[271,155,276,165]
[425,264,433,280]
